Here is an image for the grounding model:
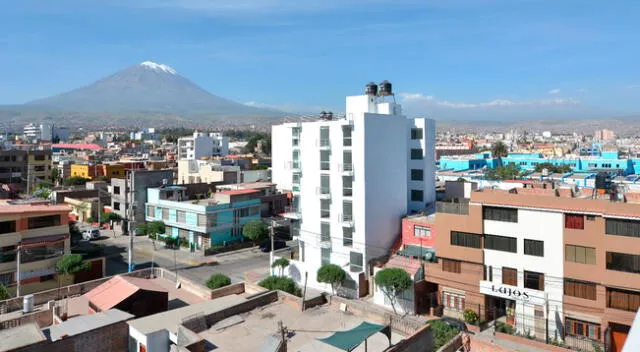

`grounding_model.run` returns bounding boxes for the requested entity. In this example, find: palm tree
[491,141,509,158]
